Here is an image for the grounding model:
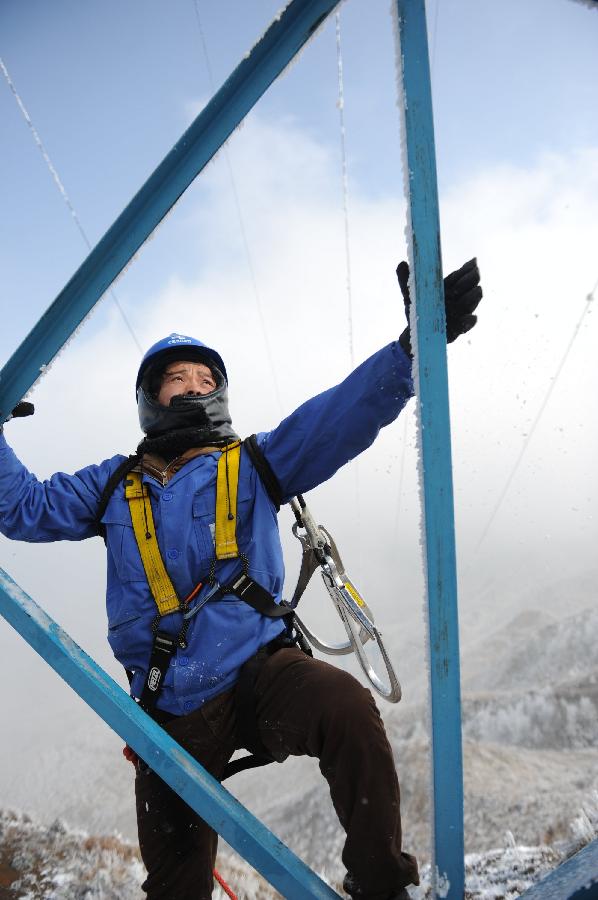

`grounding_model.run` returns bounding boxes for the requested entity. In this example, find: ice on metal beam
[394,1,465,897]
[518,839,598,899]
